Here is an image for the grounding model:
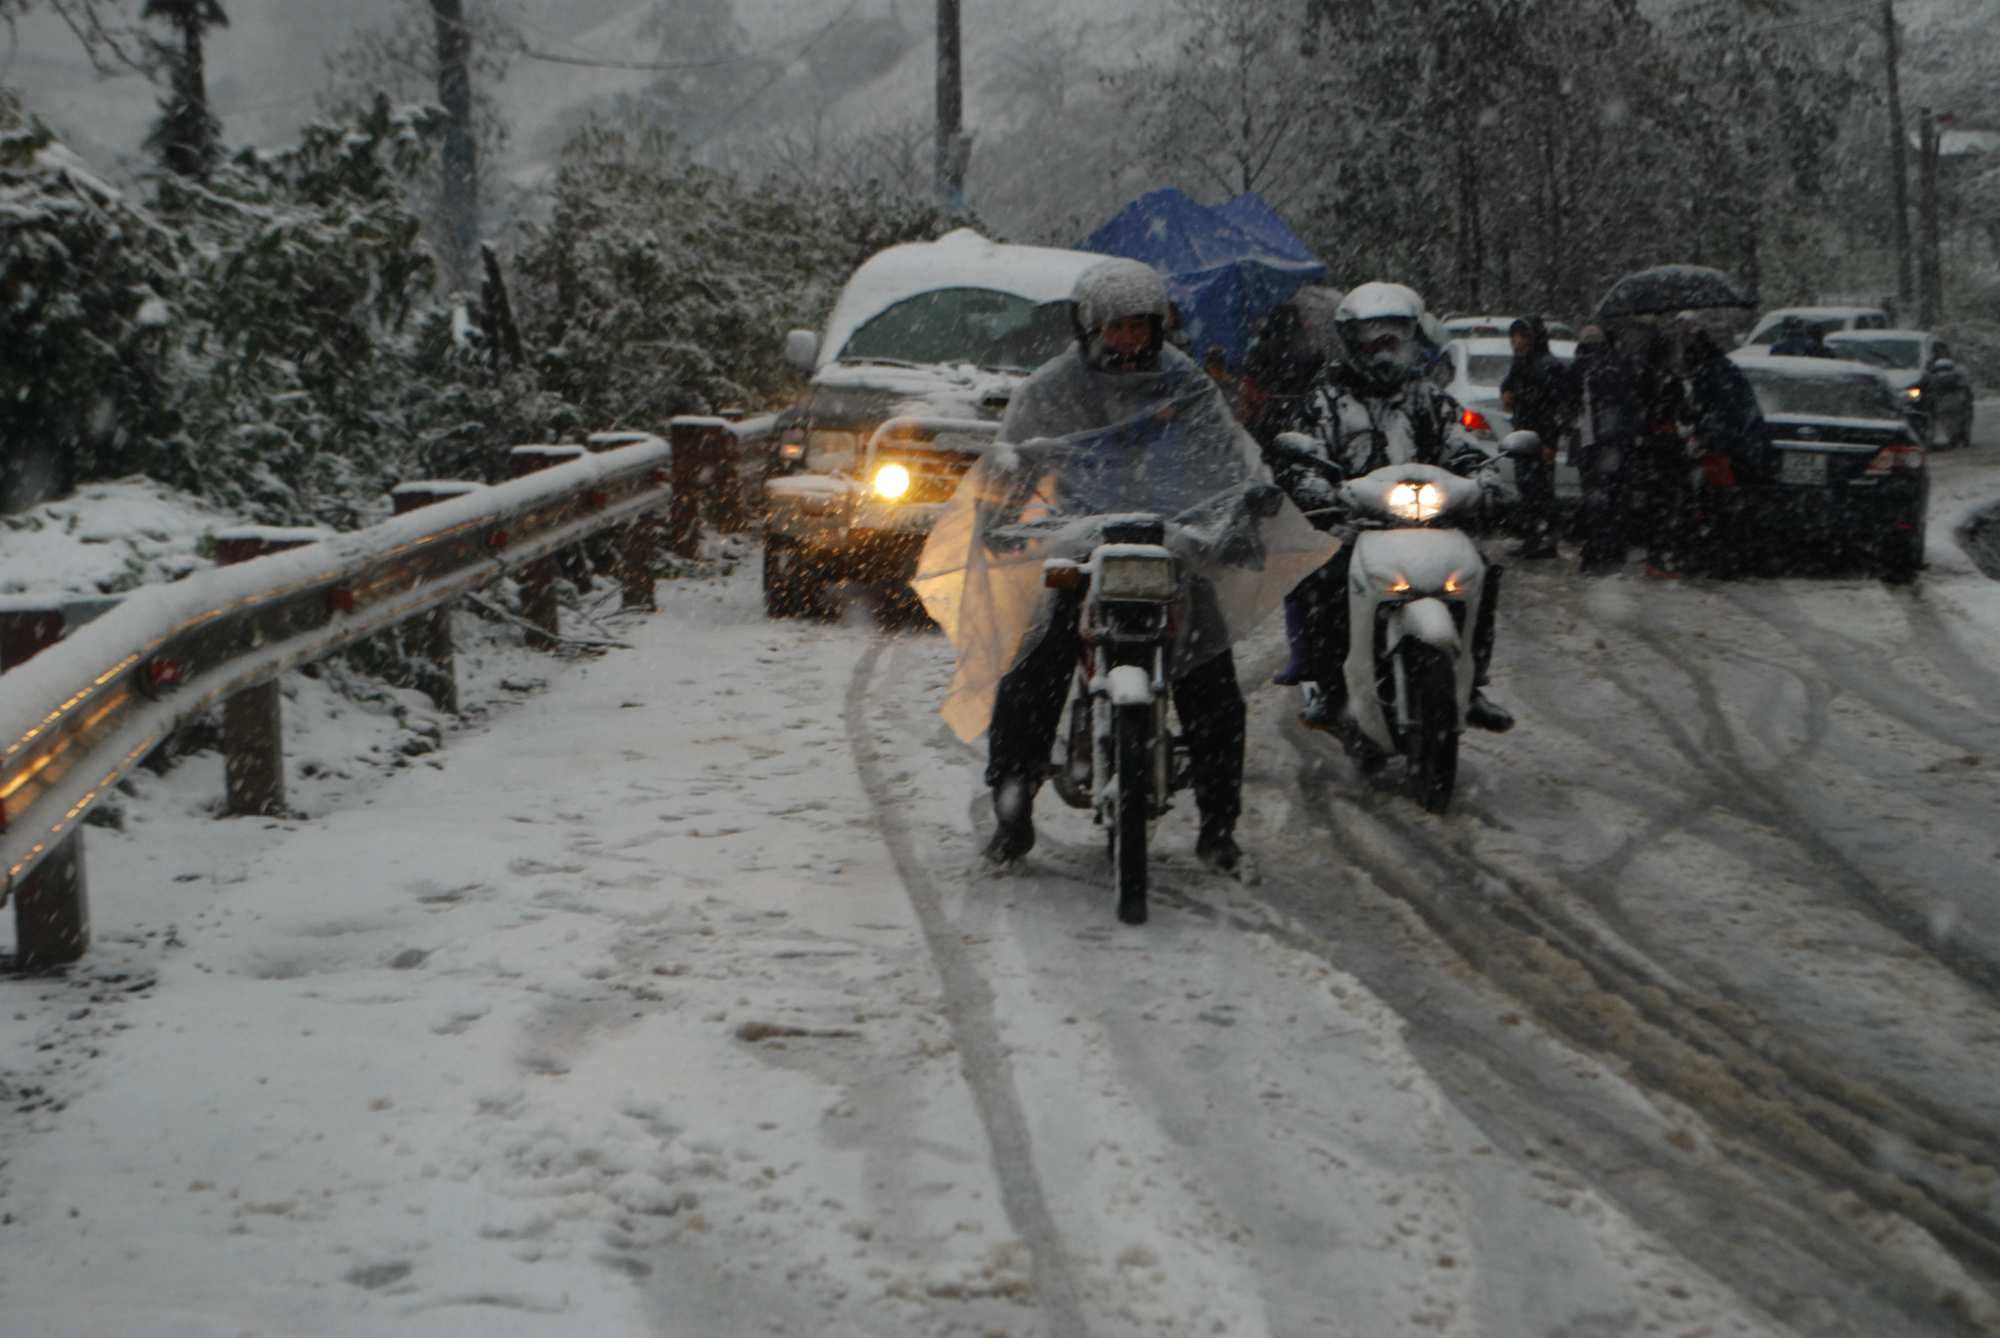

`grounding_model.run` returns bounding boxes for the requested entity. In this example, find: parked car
[1439,313,1577,341]
[1823,329,1975,450]
[1437,335,1581,501]
[1725,350,1928,580]
[757,229,1101,620]
[1742,305,1890,347]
